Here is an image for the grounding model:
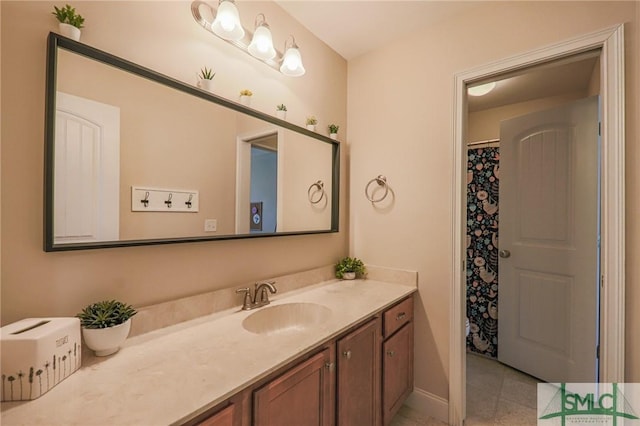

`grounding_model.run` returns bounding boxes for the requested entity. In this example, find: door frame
[449,24,625,425]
